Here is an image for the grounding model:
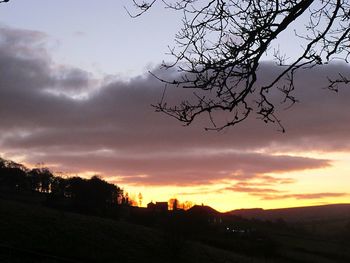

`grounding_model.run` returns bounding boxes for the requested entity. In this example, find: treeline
[0,157,131,215]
